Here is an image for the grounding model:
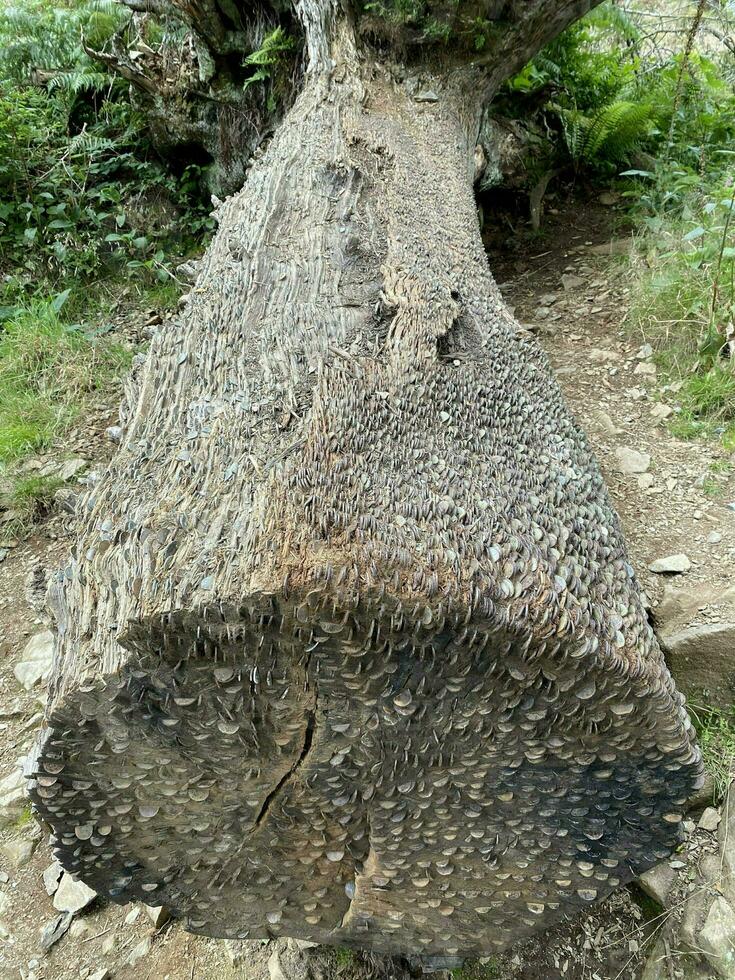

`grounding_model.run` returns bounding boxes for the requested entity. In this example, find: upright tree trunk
[29,4,702,959]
